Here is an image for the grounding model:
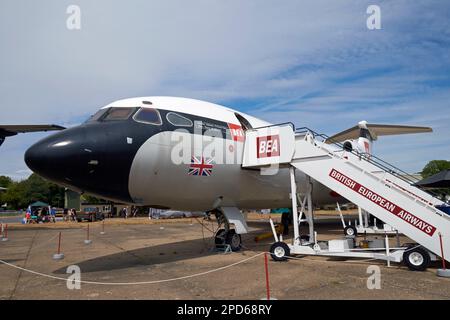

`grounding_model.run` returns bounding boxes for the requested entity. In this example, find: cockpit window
[234,113,253,130]
[166,112,193,127]
[102,107,136,121]
[85,108,109,123]
[133,108,162,125]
